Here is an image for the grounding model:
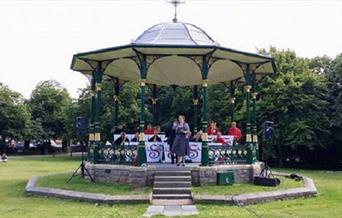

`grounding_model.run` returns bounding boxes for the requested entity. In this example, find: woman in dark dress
[166,118,178,164]
[171,115,191,166]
